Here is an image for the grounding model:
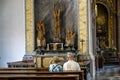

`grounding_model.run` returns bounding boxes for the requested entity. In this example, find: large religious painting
[34,0,79,50]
